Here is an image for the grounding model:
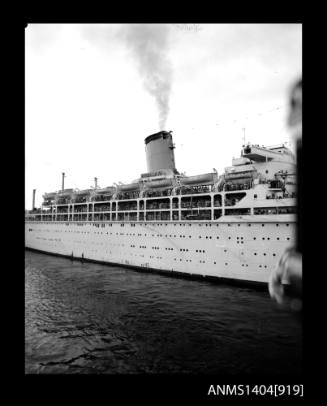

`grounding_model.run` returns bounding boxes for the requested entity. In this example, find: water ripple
[25,250,302,374]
